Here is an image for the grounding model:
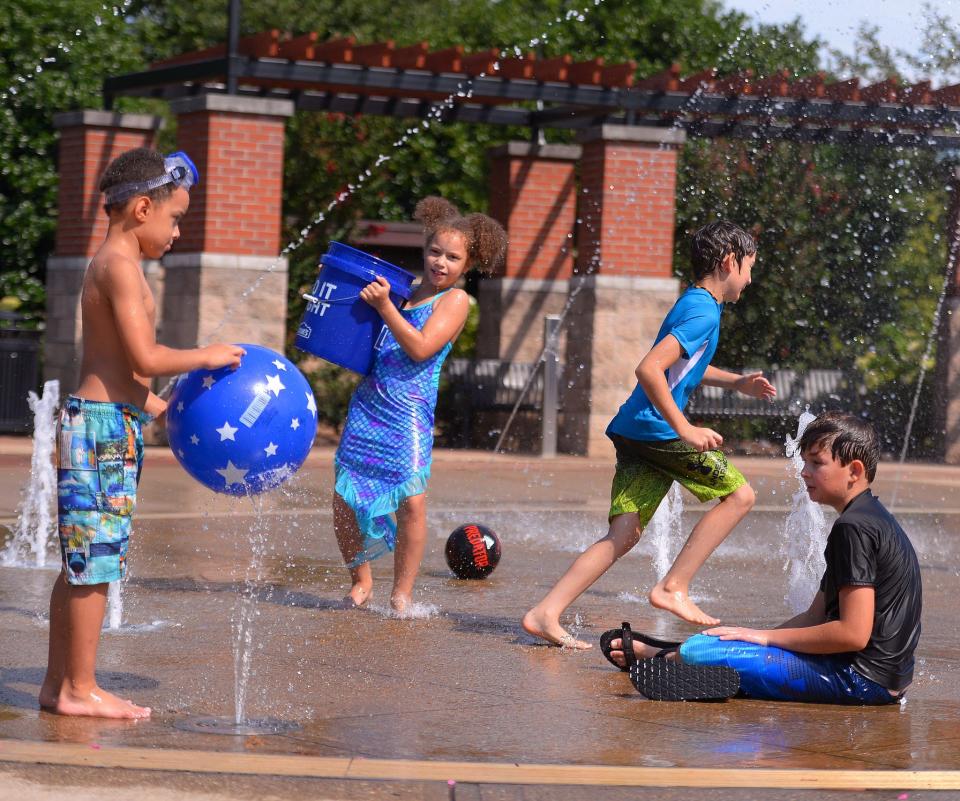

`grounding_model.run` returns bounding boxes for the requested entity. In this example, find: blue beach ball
[166,344,317,495]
